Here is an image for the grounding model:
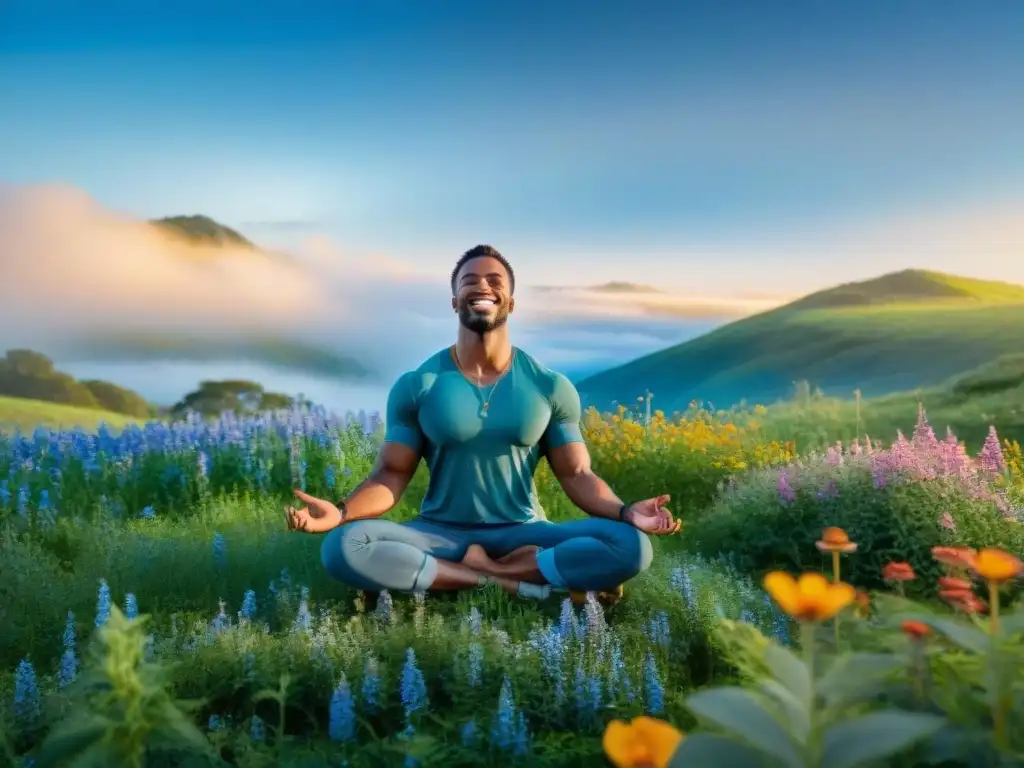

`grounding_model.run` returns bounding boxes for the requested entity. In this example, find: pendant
[480,403,489,419]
